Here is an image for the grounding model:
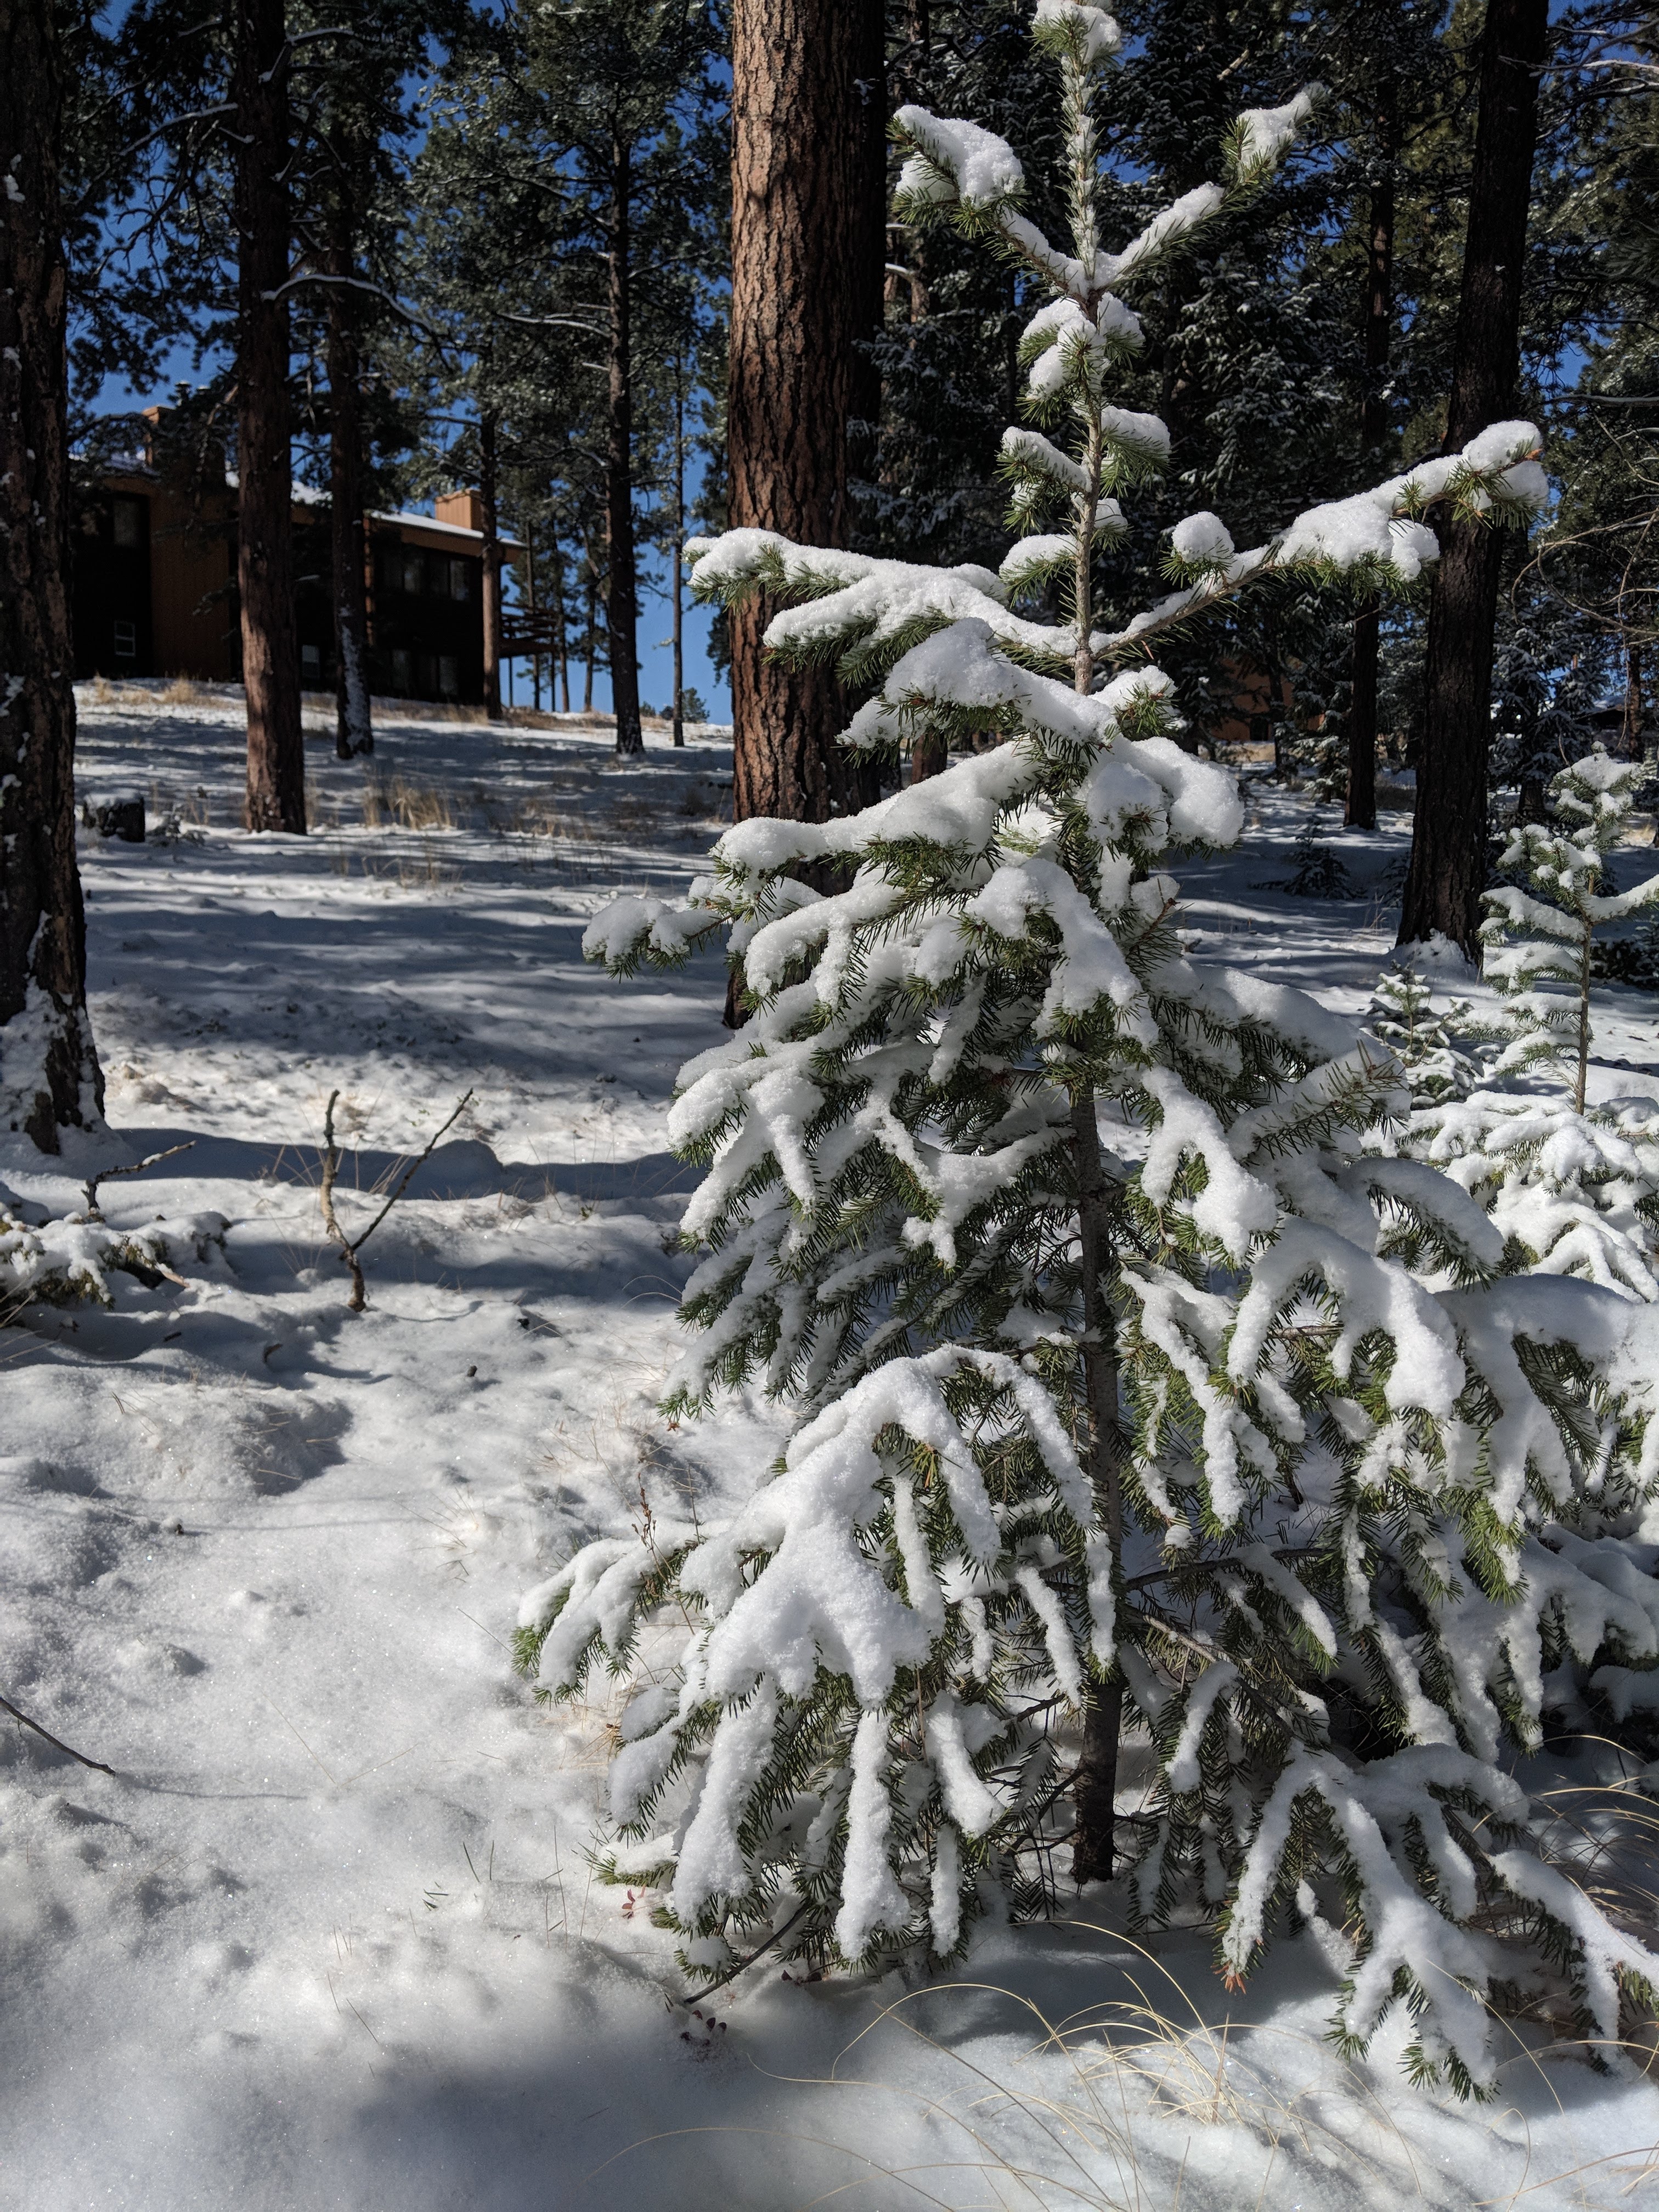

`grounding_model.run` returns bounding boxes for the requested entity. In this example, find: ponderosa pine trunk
[1346,76,1397,833]
[480,408,503,722]
[671,374,685,748]
[1399,0,1548,956]
[234,0,304,834]
[583,548,597,713]
[728,0,861,829]
[607,132,643,759]
[0,0,103,1148]
[326,218,373,760]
